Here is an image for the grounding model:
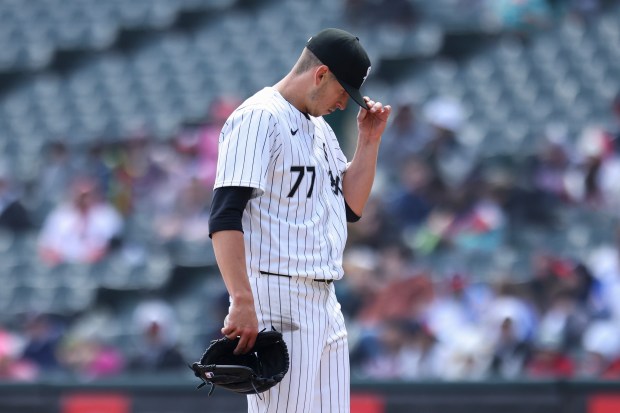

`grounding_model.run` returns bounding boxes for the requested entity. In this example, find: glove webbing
[190,363,263,398]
